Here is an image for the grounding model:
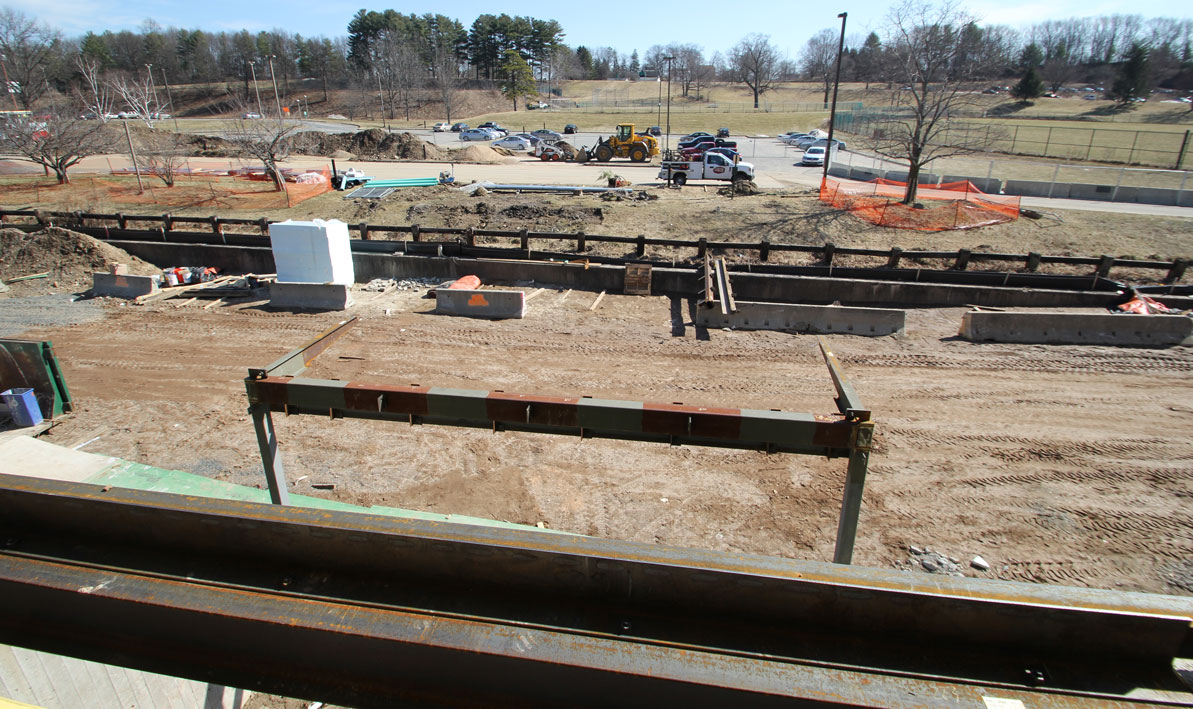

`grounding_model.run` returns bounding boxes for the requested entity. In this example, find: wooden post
[123,120,144,193]
[1165,258,1188,284]
[1026,252,1041,272]
[954,249,971,271]
[465,226,475,247]
[697,237,707,258]
[411,224,421,242]
[211,216,222,234]
[520,228,529,250]
[1096,255,1115,279]
[359,222,369,240]
[759,238,770,262]
[636,234,645,257]
[576,231,586,252]
[258,218,269,235]
[117,213,127,230]
[823,242,836,266]
[886,247,902,269]
[162,214,173,232]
